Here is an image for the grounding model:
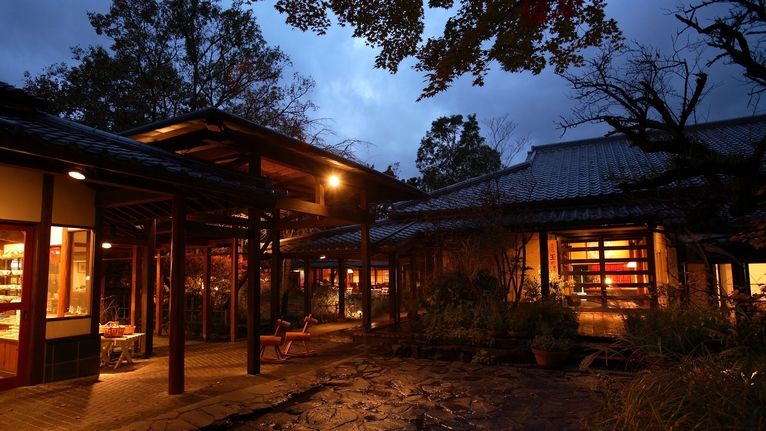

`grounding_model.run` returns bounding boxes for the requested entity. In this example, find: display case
[0,253,22,304]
